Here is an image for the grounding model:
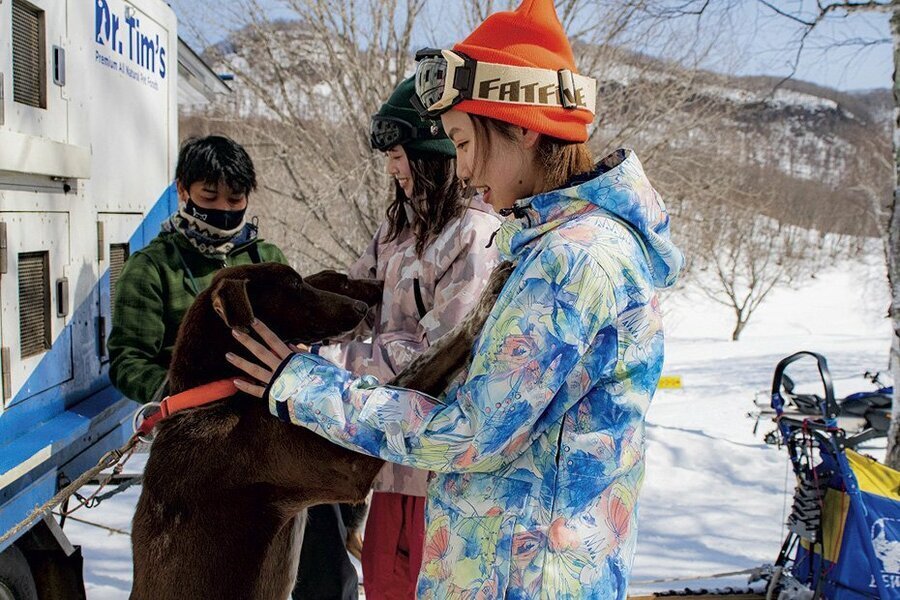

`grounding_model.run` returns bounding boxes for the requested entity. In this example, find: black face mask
[184,198,247,231]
